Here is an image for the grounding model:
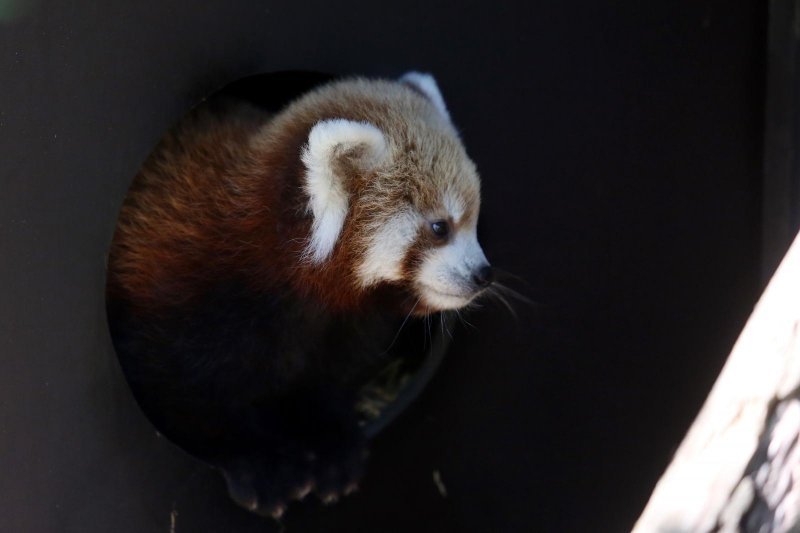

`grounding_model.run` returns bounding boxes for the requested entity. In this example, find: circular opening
[105,71,452,509]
